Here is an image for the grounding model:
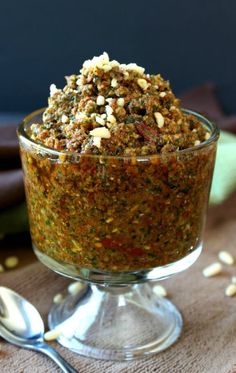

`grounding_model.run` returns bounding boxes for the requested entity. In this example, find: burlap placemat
[1,193,236,373]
